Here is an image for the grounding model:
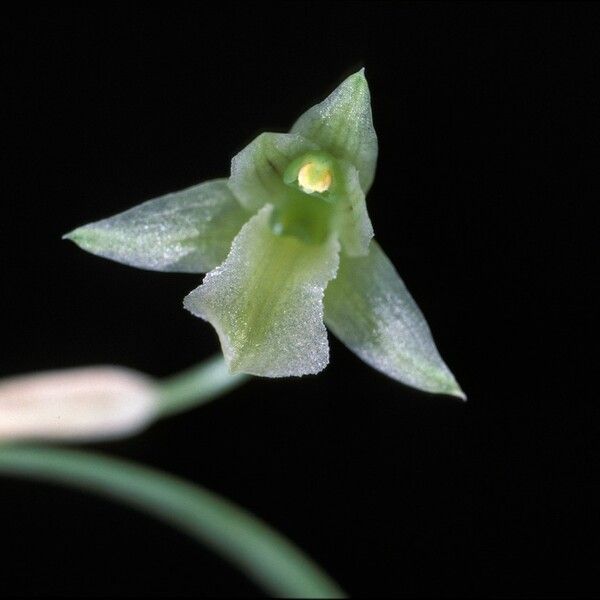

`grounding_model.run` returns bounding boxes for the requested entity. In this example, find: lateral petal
[229,133,318,211]
[324,242,465,398]
[64,179,249,273]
